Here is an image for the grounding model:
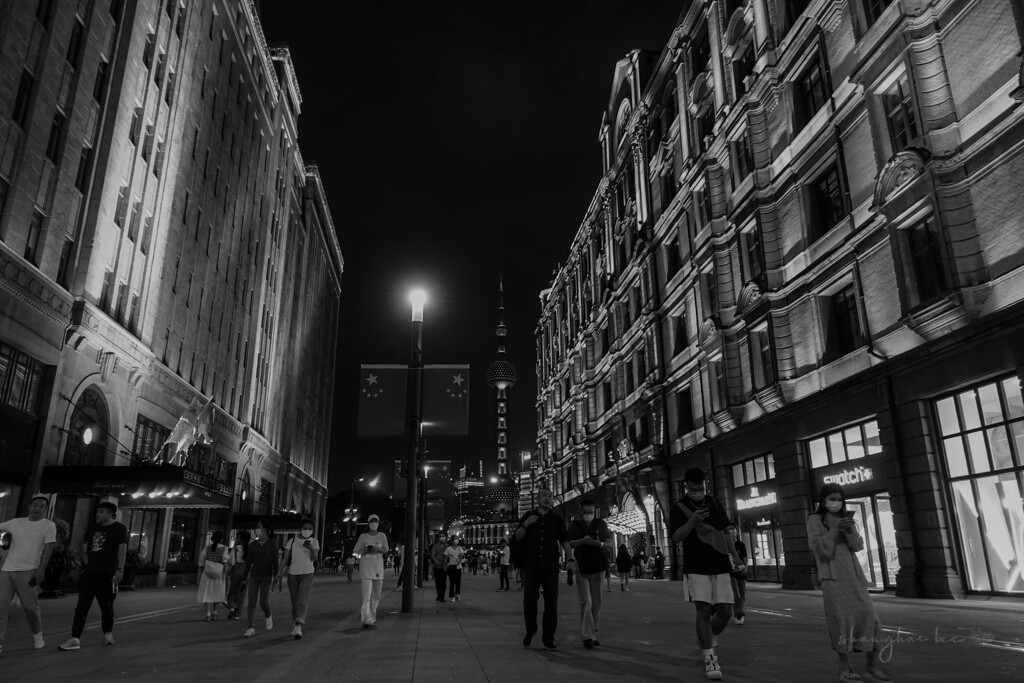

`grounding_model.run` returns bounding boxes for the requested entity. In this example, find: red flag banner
[423,364,469,436]
[356,365,408,436]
